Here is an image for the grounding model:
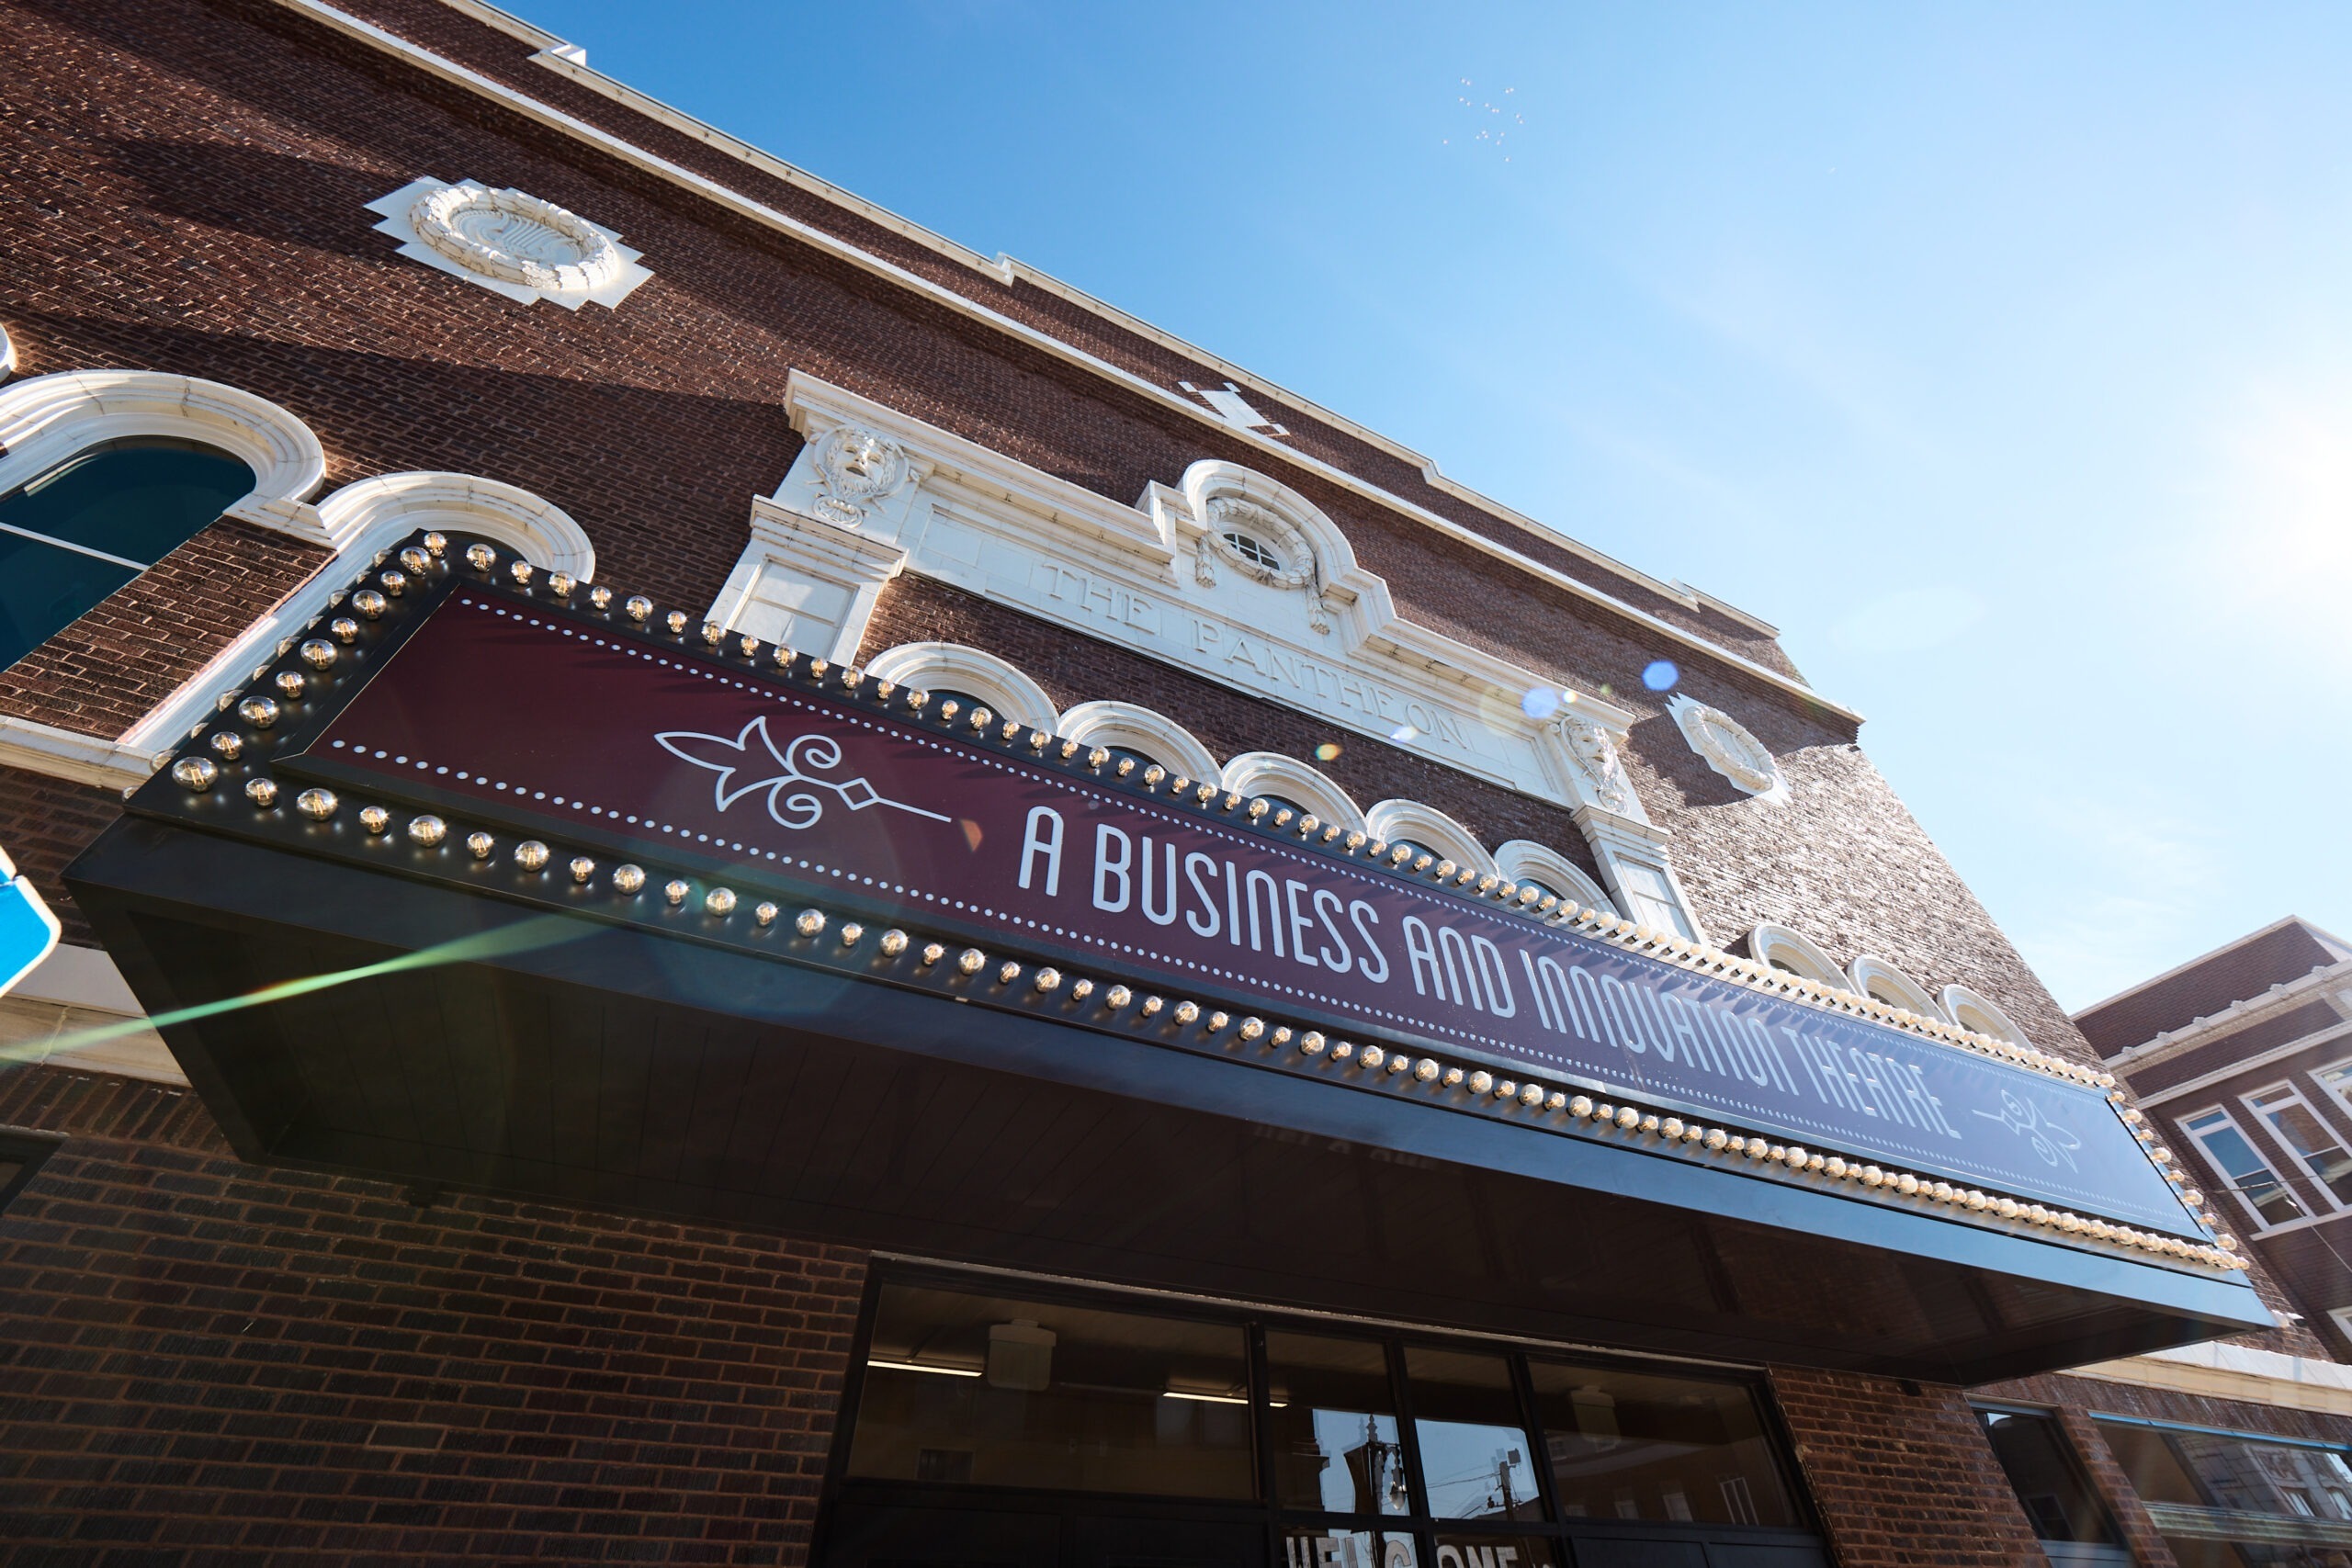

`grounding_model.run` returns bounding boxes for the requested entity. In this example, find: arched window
[0,439,255,671]
[1747,923,1844,986]
[863,643,1059,734]
[1849,955,1948,1021]
[1057,701,1221,782]
[1218,752,1366,831]
[1491,840,1617,918]
[1941,984,2032,1047]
